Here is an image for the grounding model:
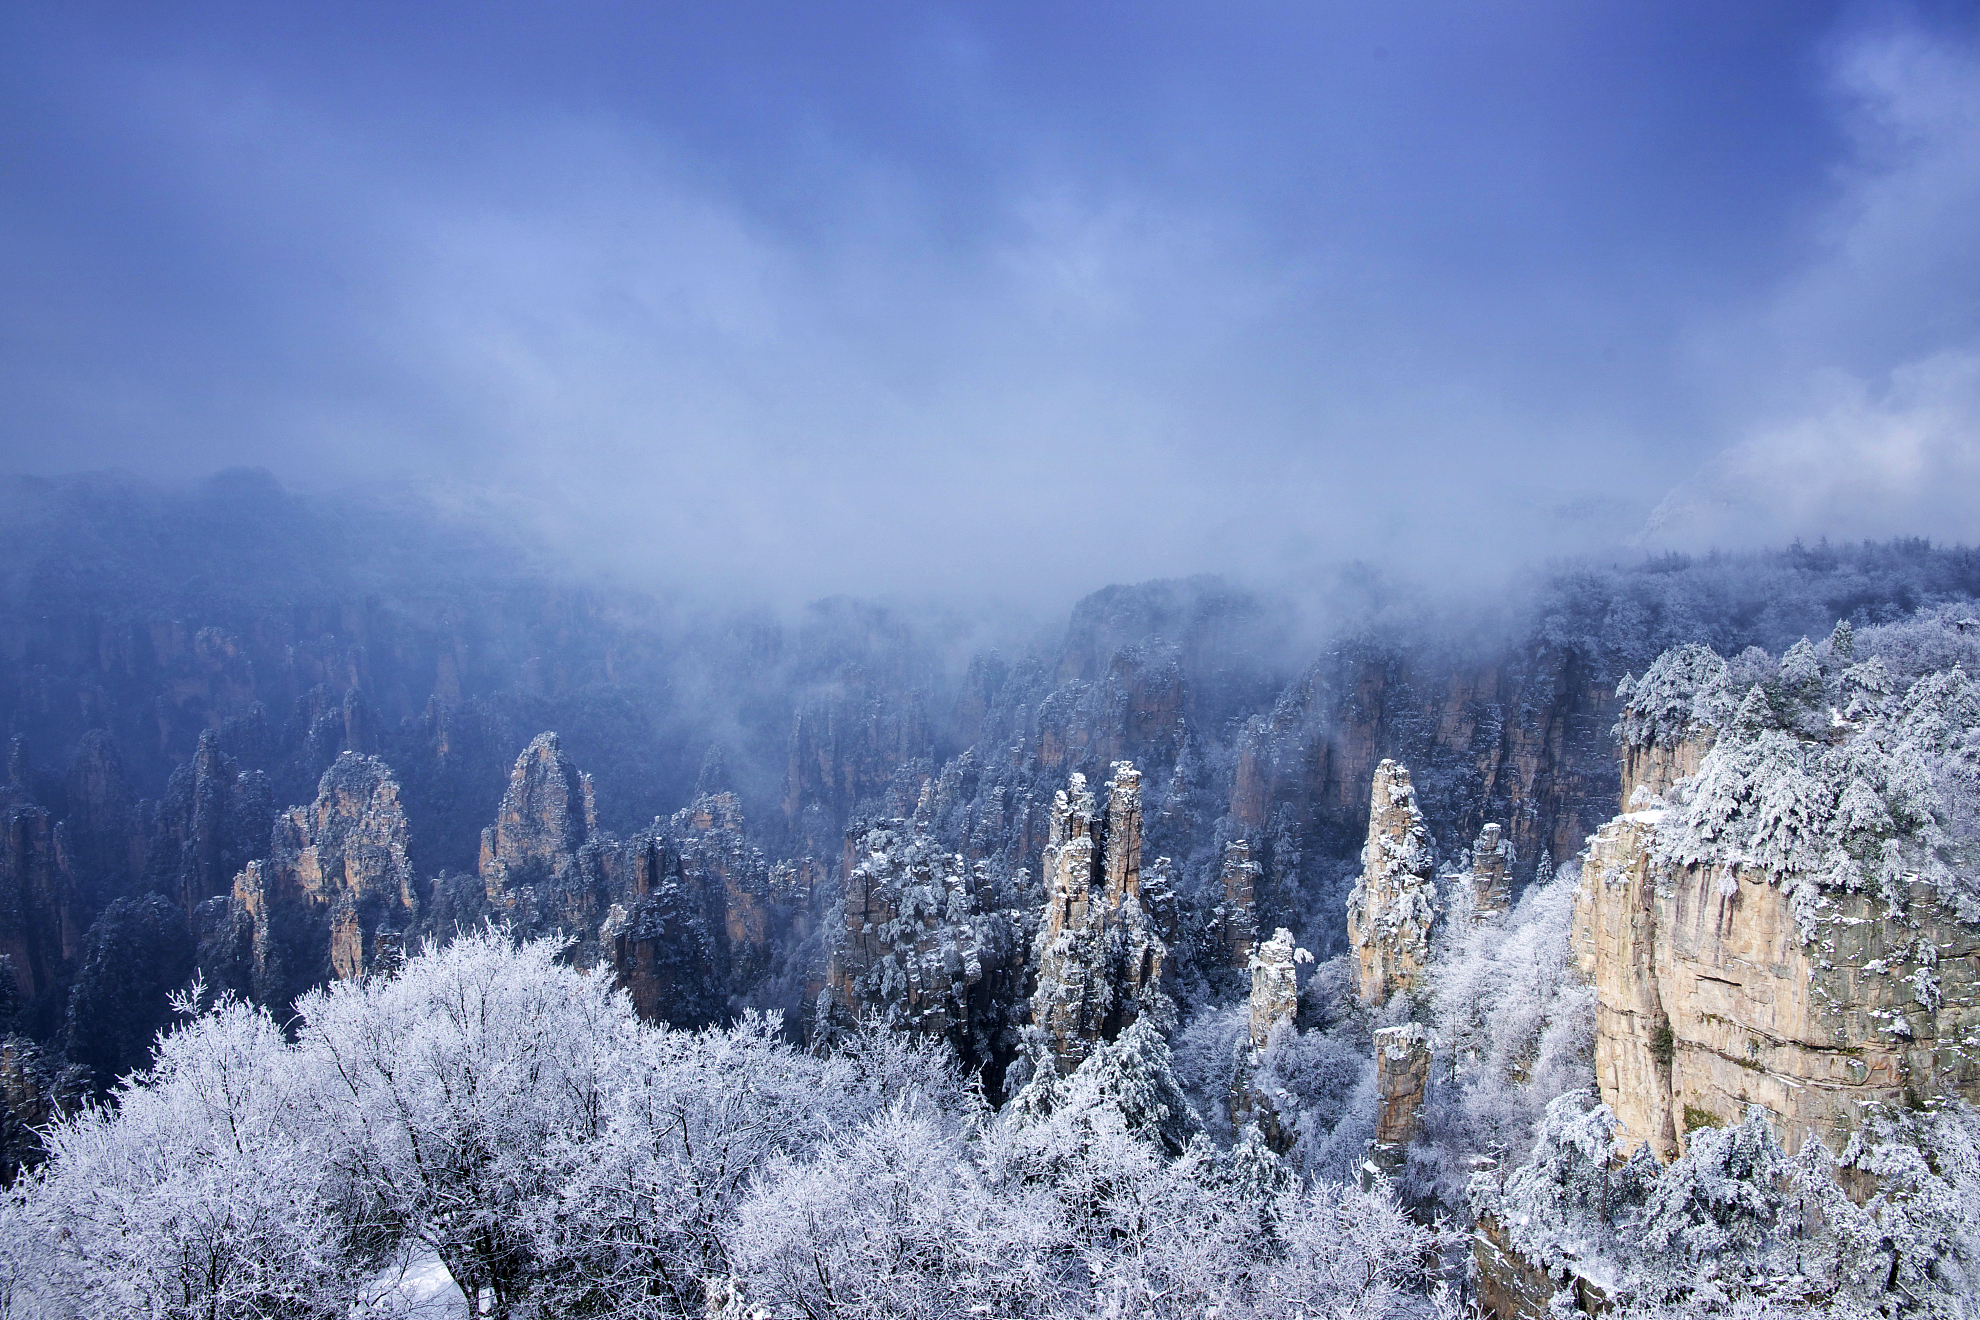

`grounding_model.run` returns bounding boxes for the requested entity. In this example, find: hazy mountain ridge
[4,472,1980,1107]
